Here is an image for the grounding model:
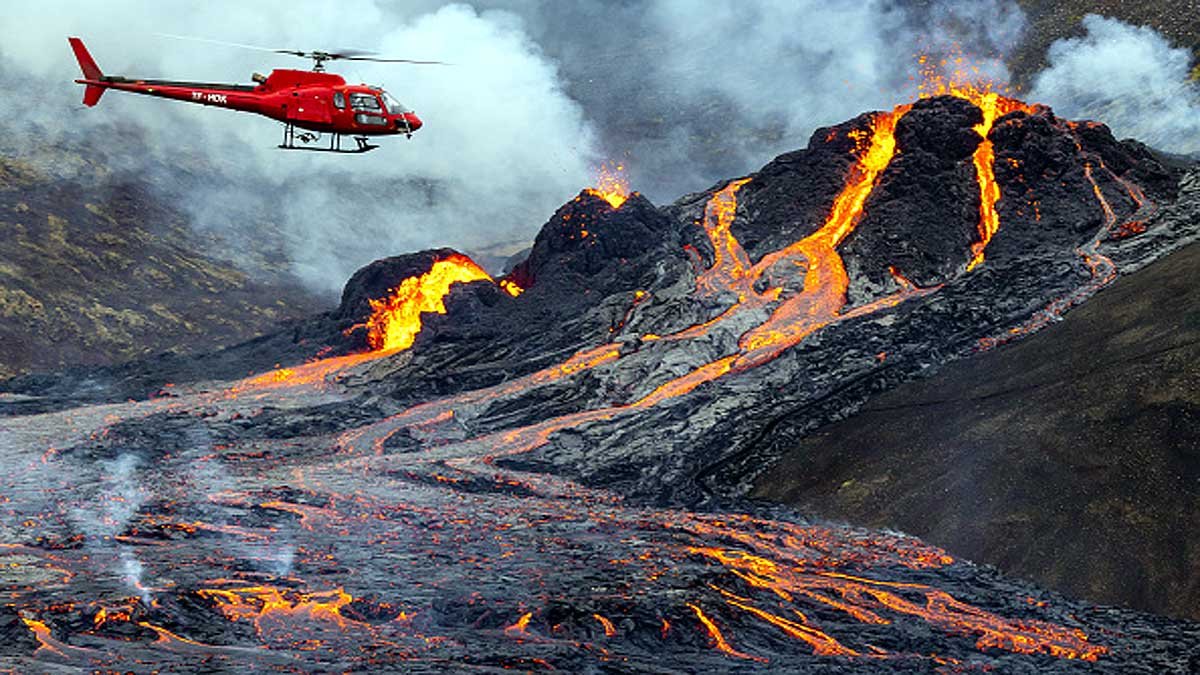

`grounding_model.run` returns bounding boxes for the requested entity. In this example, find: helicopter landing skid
[278,124,378,153]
